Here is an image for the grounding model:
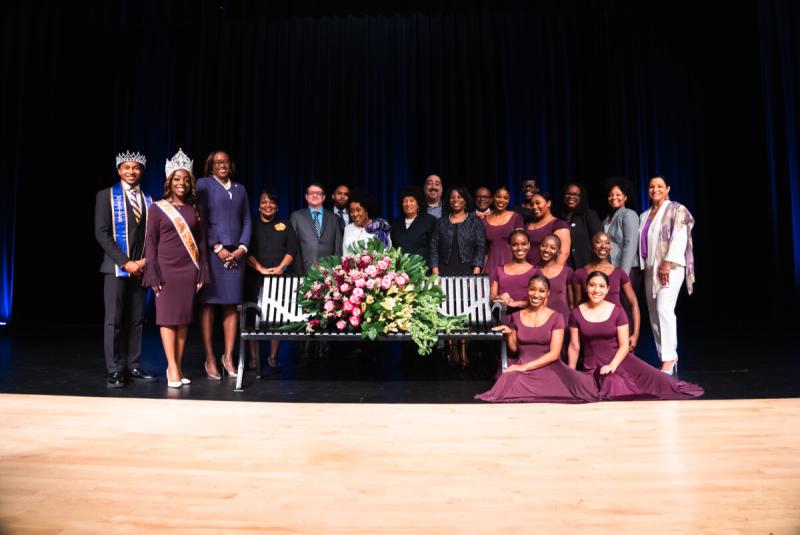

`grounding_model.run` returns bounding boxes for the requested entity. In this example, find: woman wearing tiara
[144,149,209,388]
